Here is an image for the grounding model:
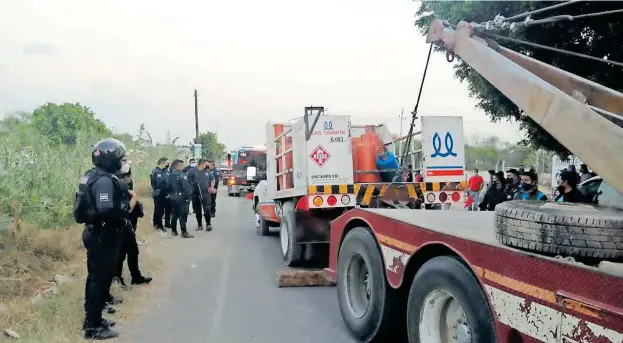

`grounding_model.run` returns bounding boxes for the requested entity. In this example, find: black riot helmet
[91,138,127,173]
